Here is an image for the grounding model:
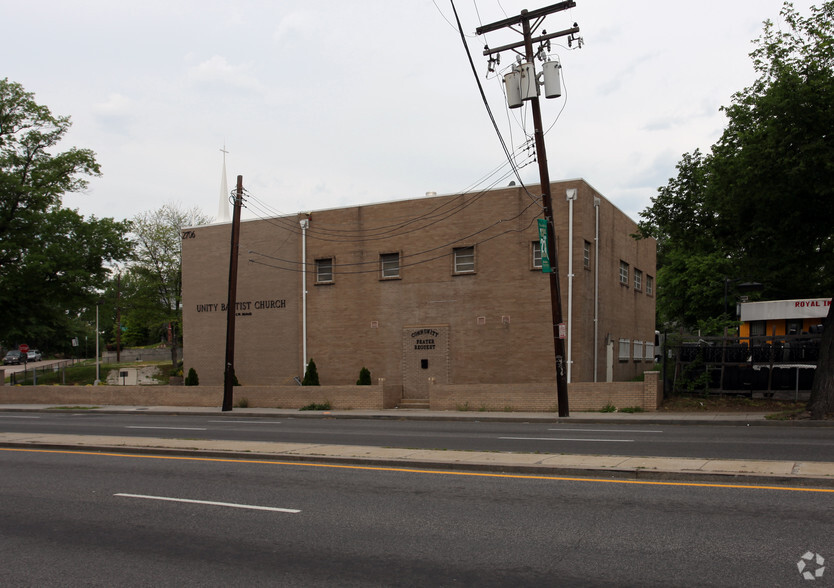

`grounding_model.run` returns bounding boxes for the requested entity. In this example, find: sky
[4,0,815,225]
